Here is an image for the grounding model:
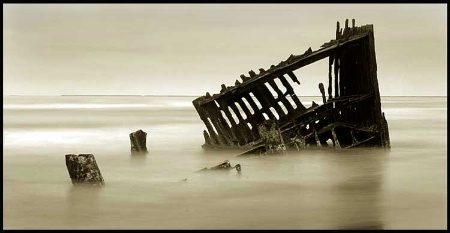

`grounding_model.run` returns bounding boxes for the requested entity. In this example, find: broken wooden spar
[192,19,390,151]
[198,160,242,172]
